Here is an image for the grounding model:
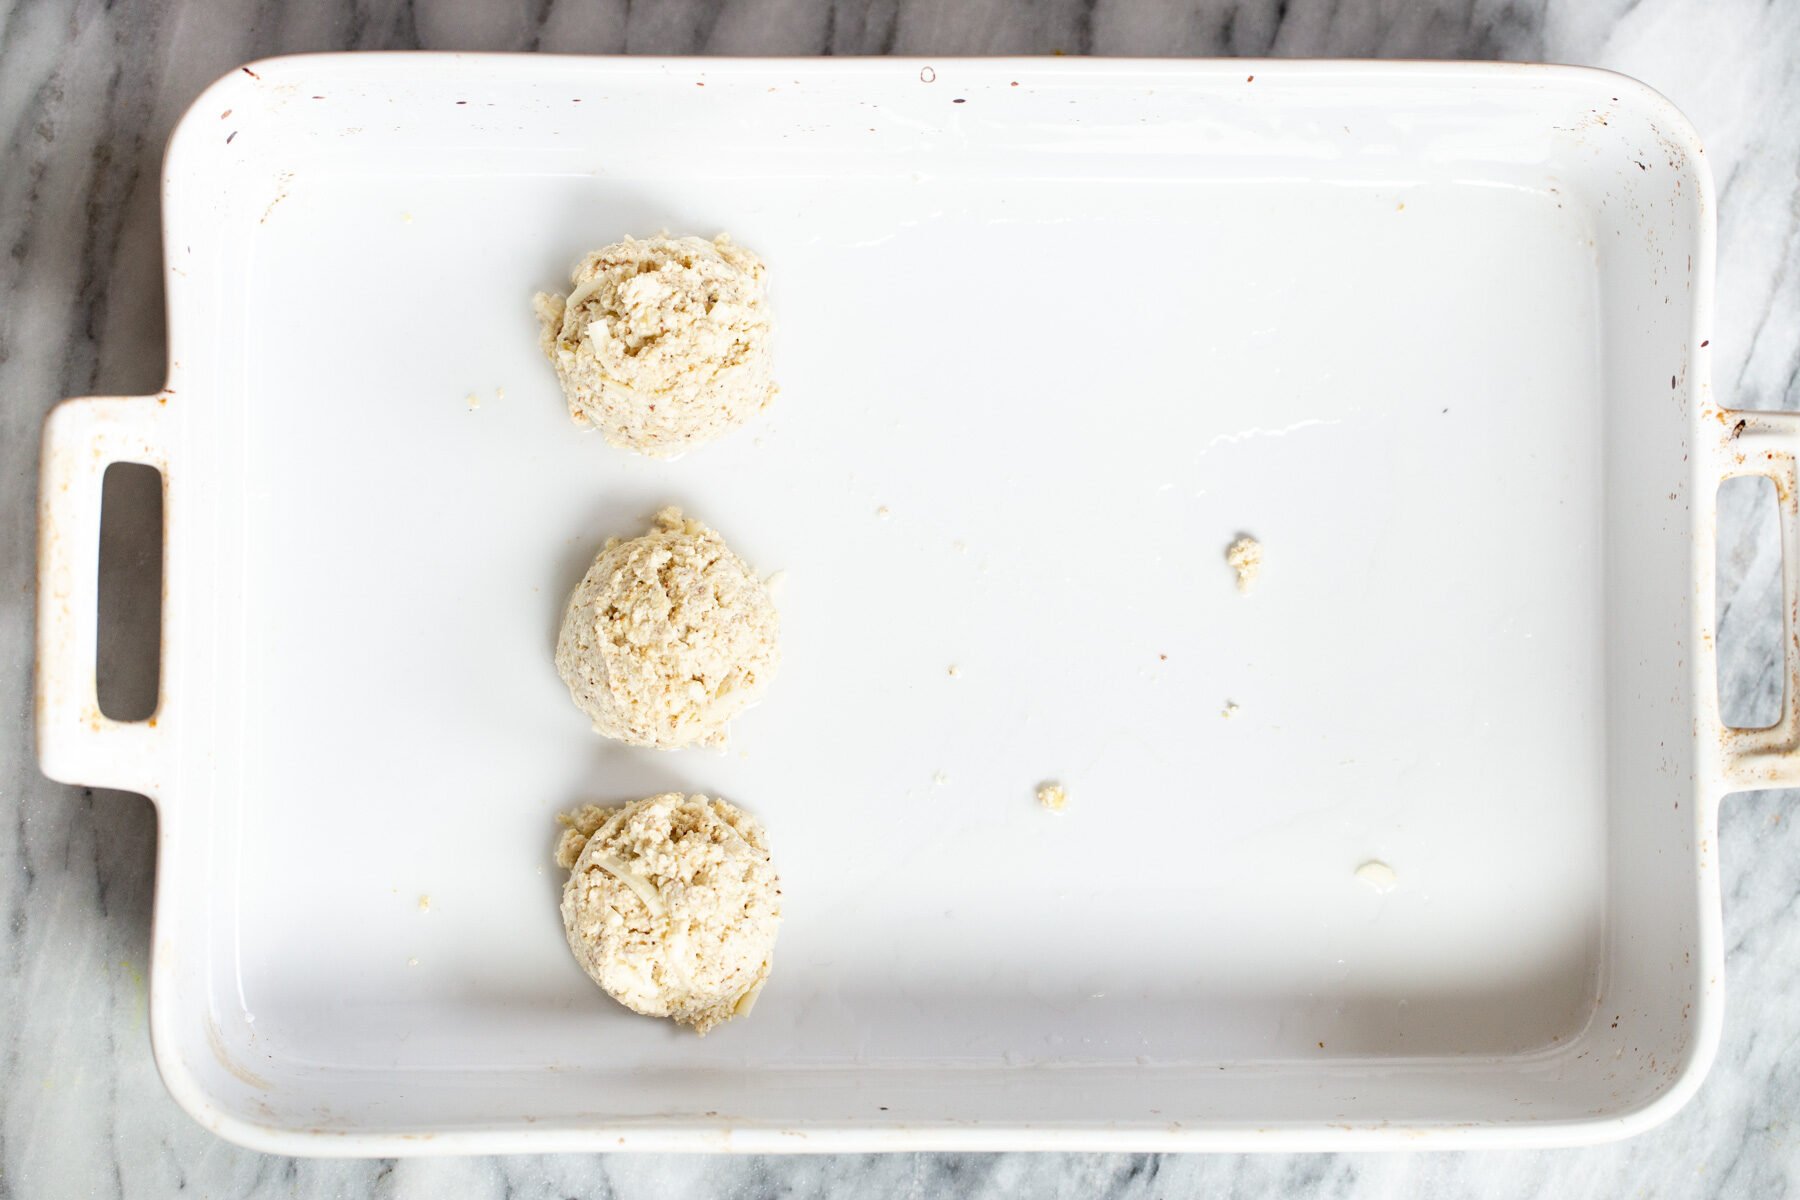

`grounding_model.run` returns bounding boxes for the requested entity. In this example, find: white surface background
[3,0,1799,1195]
